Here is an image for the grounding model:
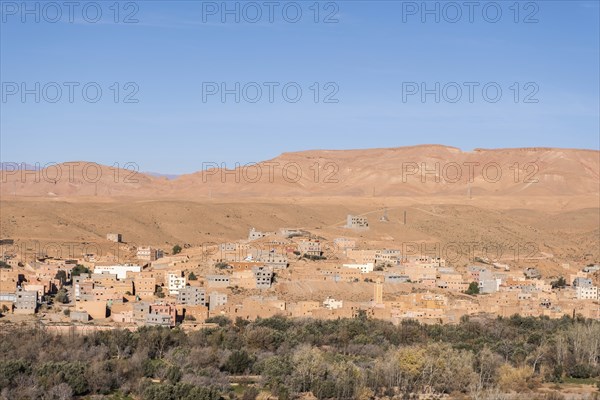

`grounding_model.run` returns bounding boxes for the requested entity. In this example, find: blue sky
[1,0,599,174]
